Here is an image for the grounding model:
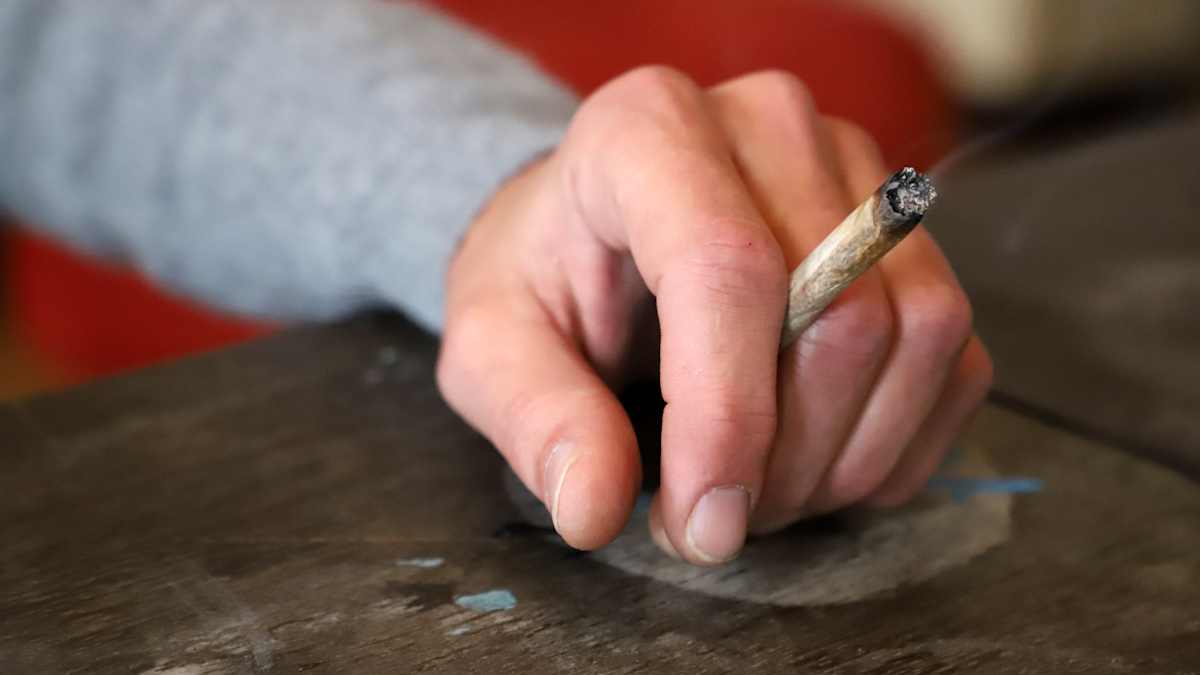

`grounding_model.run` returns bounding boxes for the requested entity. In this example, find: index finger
[563,67,786,564]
